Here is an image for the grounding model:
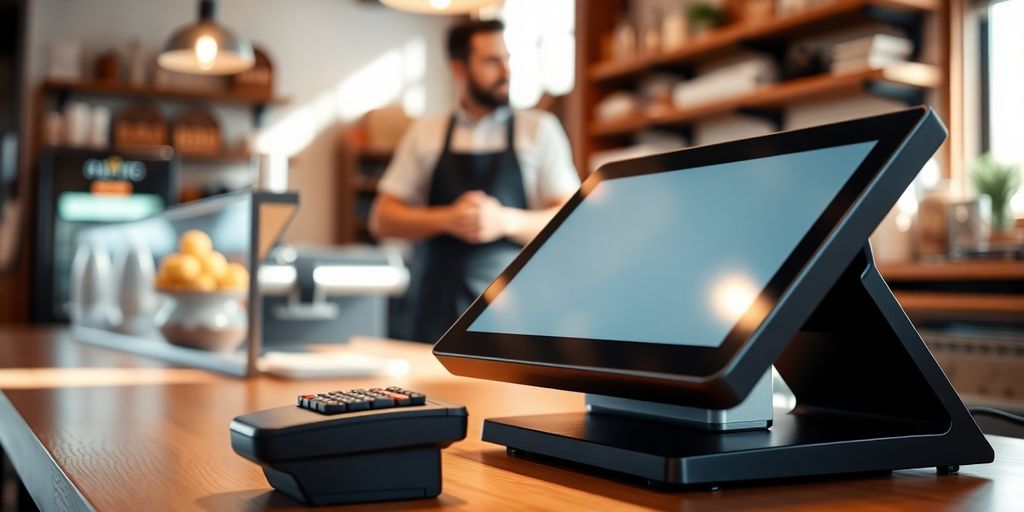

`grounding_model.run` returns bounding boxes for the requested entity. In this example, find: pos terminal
[433,107,994,486]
